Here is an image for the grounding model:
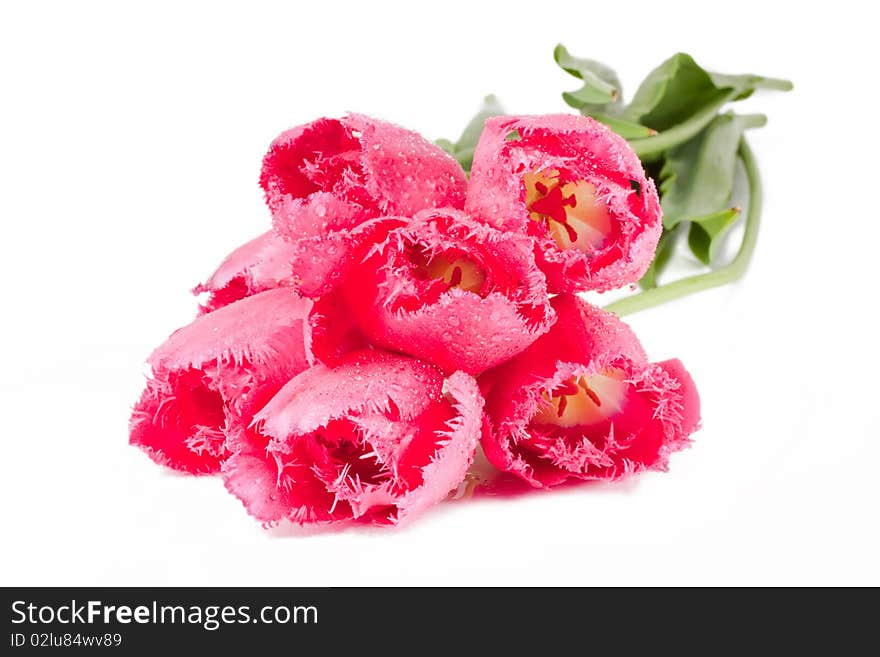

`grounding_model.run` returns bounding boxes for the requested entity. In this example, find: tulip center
[171,370,226,430]
[267,119,364,199]
[411,247,486,294]
[531,369,627,428]
[524,170,612,251]
[171,369,227,457]
[326,439,387,487]
[313,420,389,488]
